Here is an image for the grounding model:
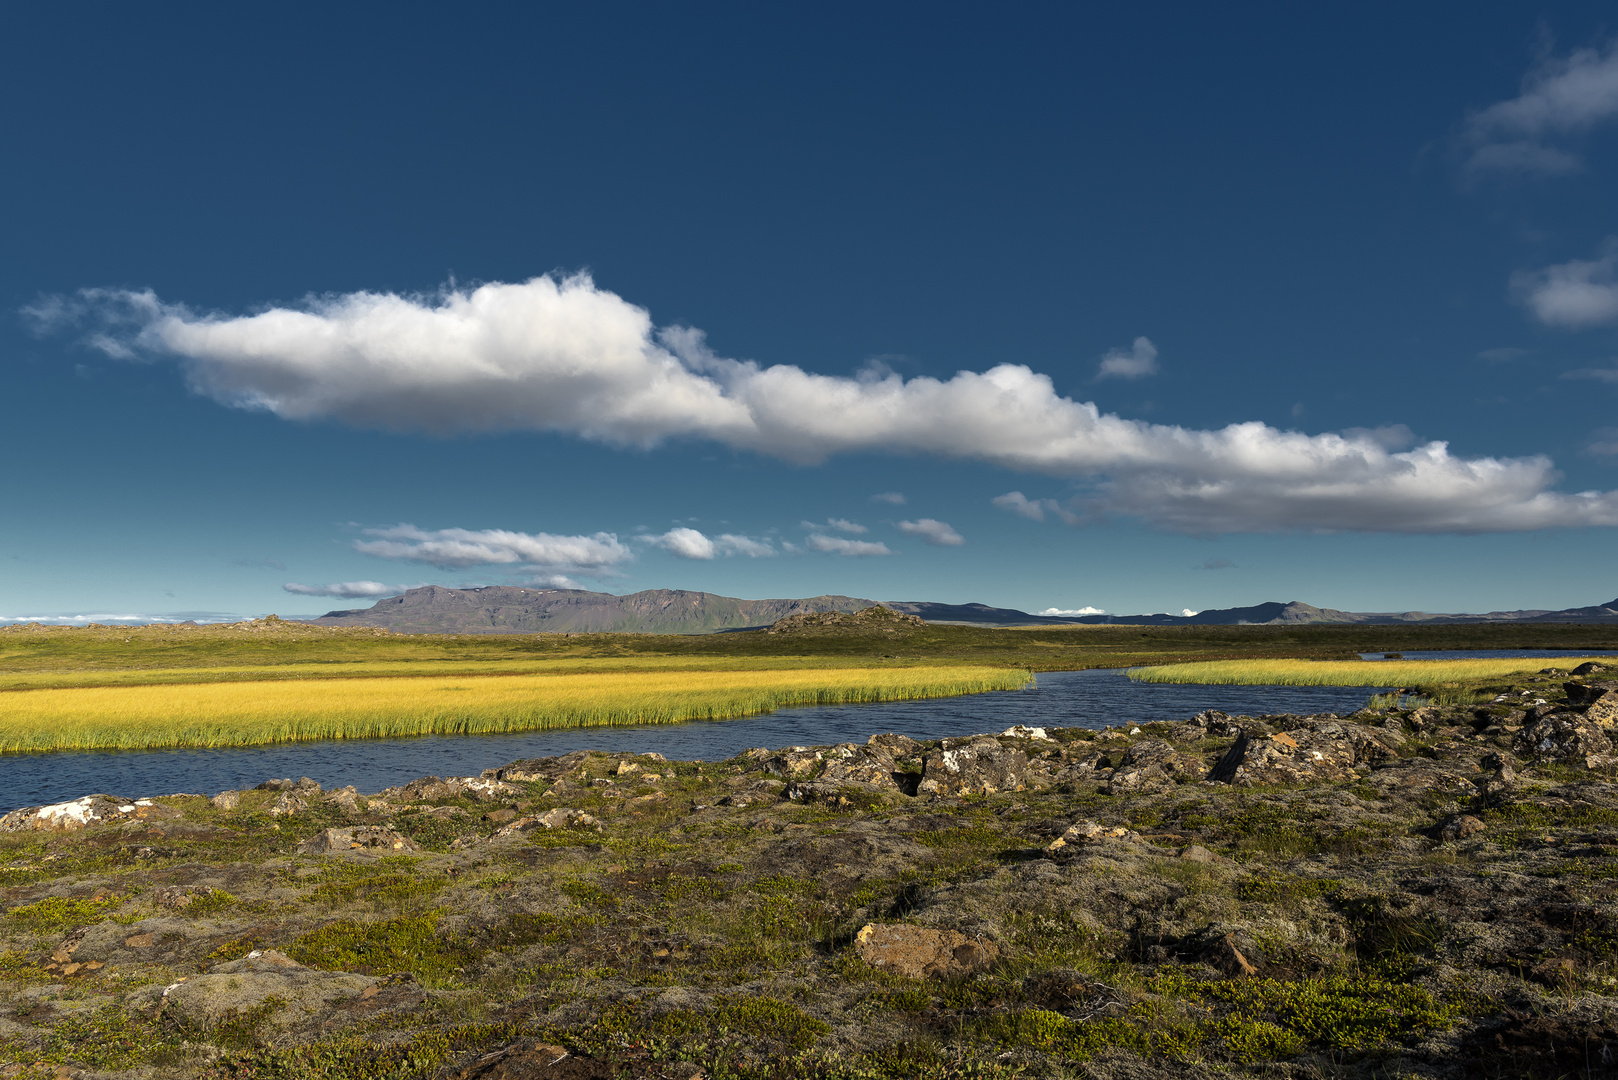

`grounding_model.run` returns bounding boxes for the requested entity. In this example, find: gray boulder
[1206,719,1393,786]
[299,826,421,855]
[378,776,519,804]
[0,795,176,833]
[1564,681,1618,724]
[132,949,387,1038]
[1513,711,1614,765]
[492,807,603,839]
[1106,738,1207,795]
[268,792,308,817]
[916,738,1029,797]
[819,743,913,792]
